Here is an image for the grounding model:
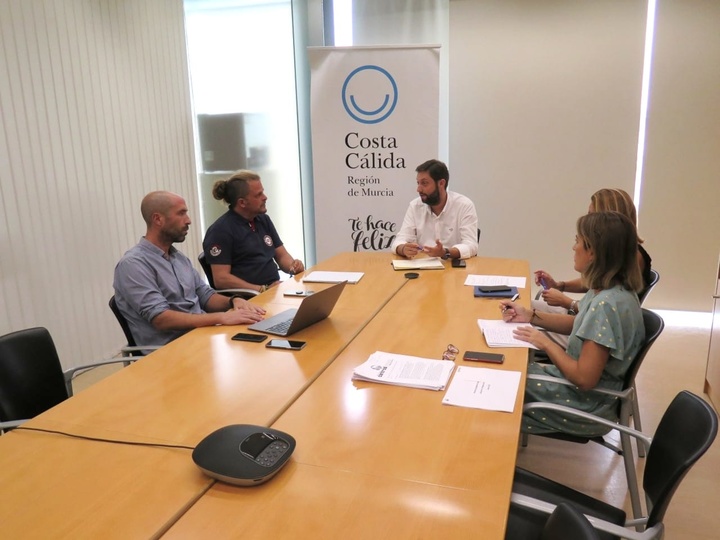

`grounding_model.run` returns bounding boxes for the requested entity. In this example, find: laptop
[248,281,347,336]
